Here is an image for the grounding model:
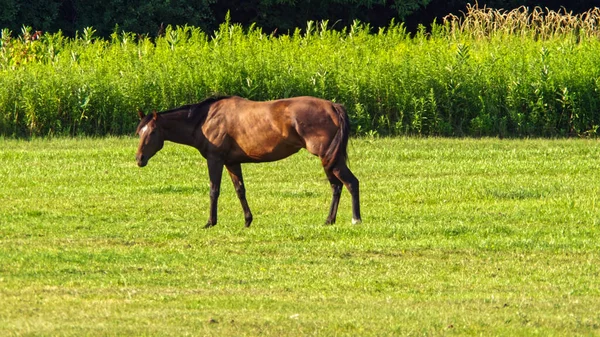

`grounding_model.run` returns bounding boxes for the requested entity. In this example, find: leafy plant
[1,5,600,137]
